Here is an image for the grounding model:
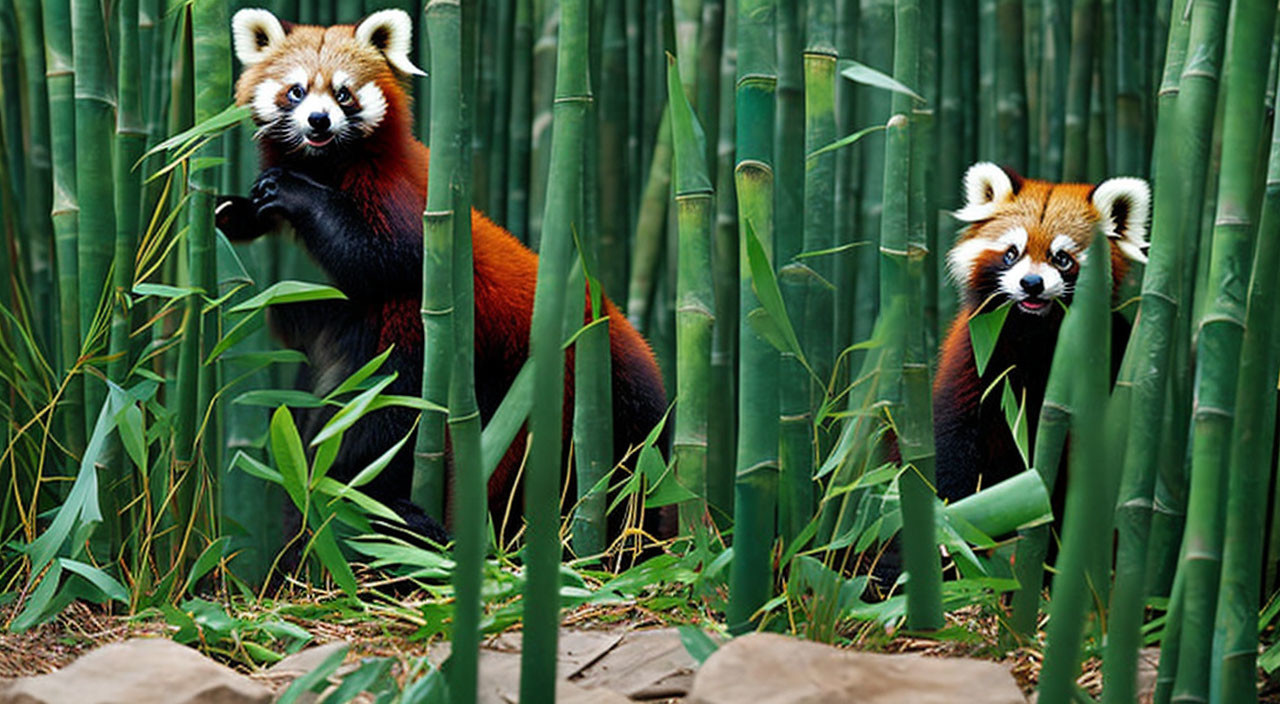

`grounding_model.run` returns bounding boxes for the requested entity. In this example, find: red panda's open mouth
[305,134,334,147]
[1017,299,1050,313]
